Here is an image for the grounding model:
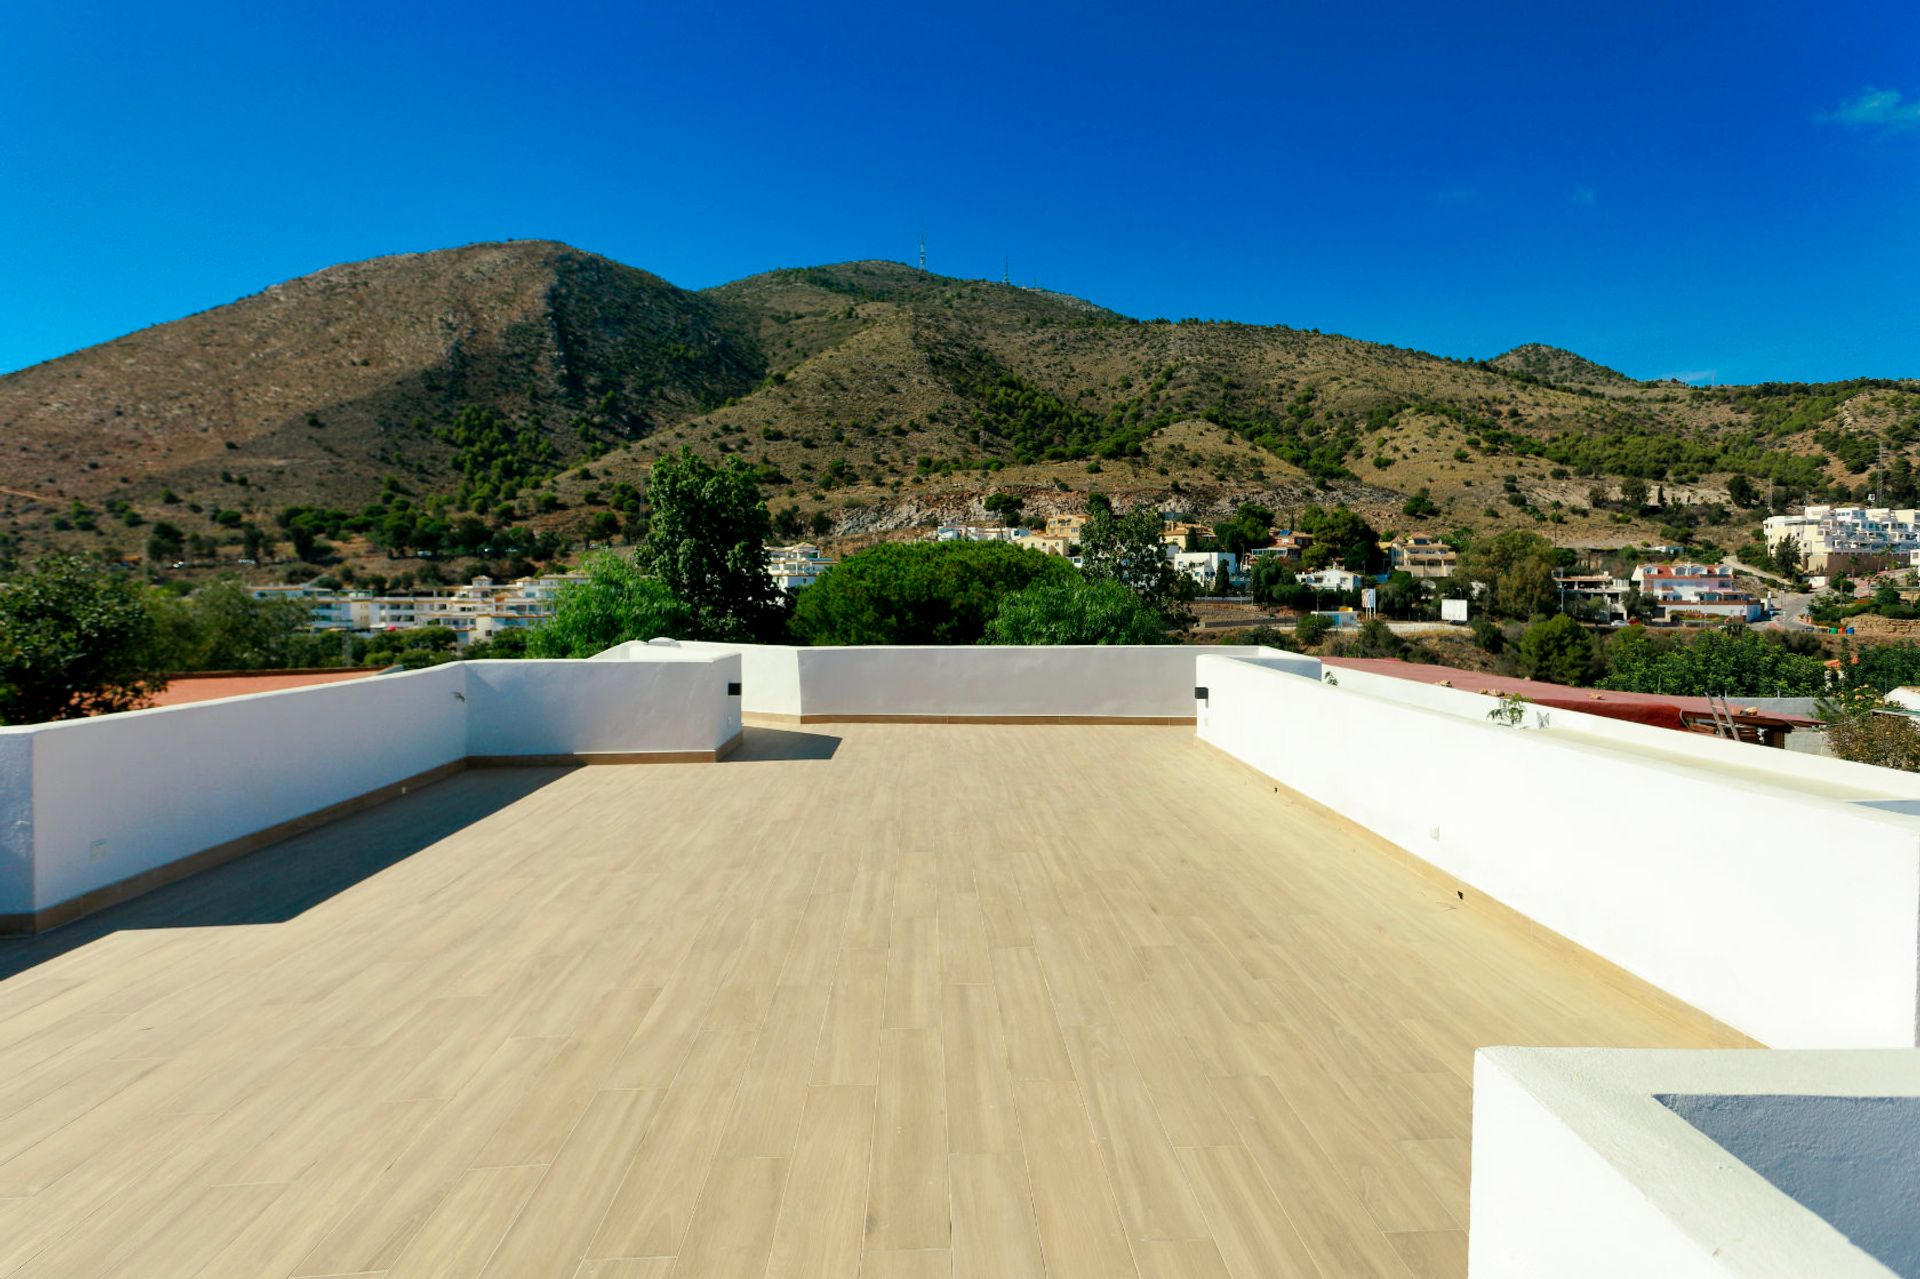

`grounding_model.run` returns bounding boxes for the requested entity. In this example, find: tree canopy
[1455,529,1562,619]
[0,554,164,724]
[981,579,1171,646]
[637,448,783,641]
[1078,496,1194,627]
[789,540,1076,645]
[527,552,692,657]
